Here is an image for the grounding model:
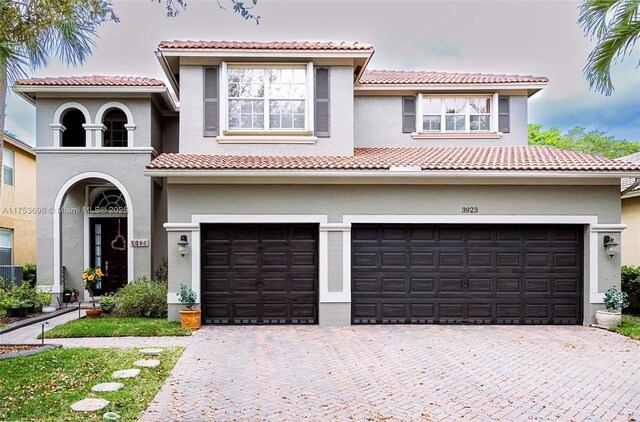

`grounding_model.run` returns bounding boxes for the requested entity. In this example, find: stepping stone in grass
[133,359,160,368]
[112,369,140,379]
[103,412,121,420]
[91,382,124,392]
[139,348,163,356]
[71,398,110,412]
